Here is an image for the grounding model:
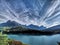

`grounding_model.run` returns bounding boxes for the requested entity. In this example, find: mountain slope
[0,21,46,30]
[44,25,60,31]
[0,20,20,27]
[27,24,46,30]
